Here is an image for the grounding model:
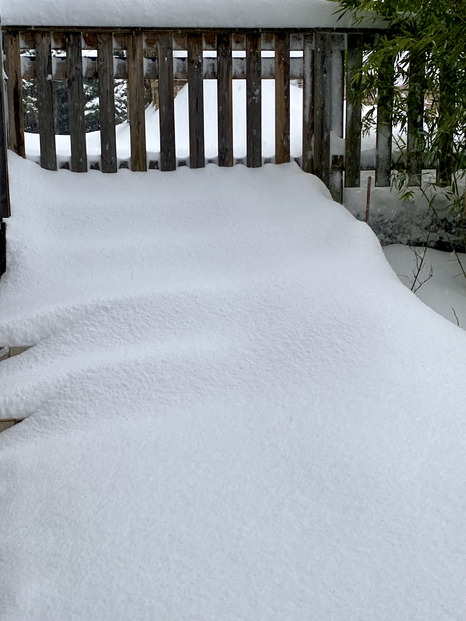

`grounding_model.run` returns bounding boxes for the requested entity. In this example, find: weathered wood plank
[217,33,233,167]
[302,34,314,174]
[4,32,25,158]
[275,32,290,165]
[157,32,176,171]
[375,55,394,187]
[97,33,117,173]
[329,35,345,202]
[127,32,147,171]
[246,32,261,168]
[345,33,363,188]
[0,25,11,221]
[313,32,332,188]
[187,33,205,169]
[66,32,87,172]
[407,51,425,186]
[0,220,6,277]
[35,32,57,171]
